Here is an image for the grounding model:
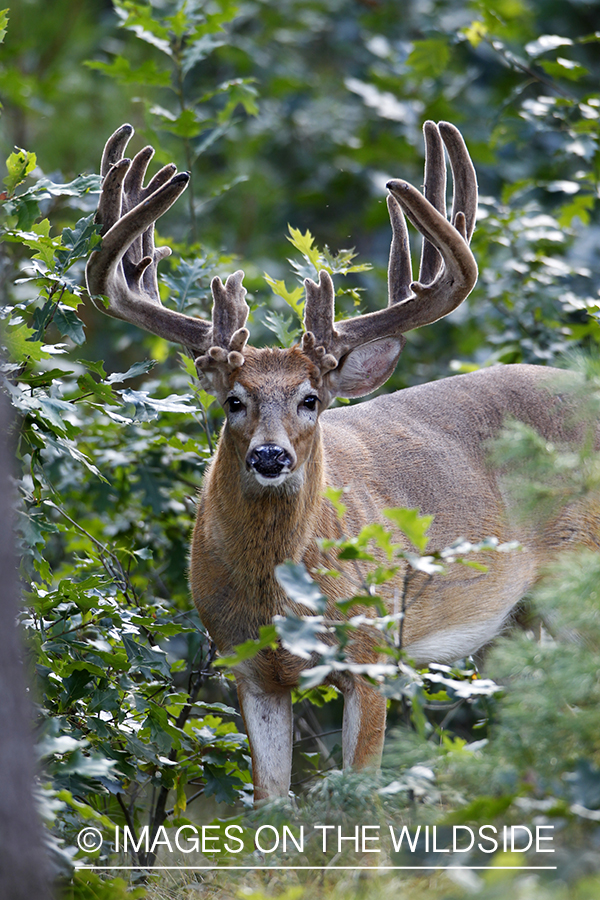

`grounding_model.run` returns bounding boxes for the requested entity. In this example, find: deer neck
[203,423,325,587]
